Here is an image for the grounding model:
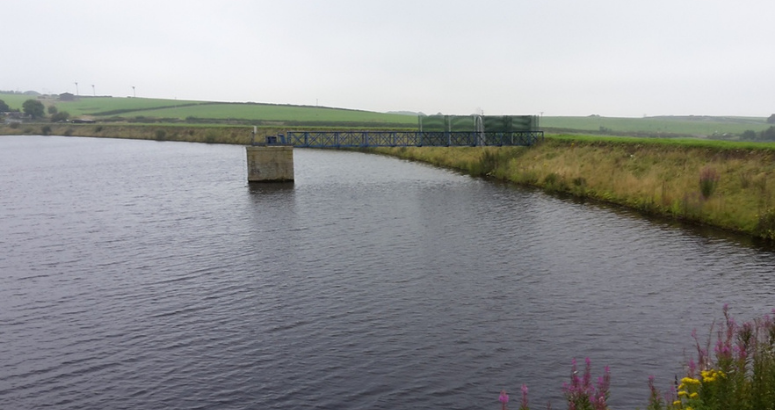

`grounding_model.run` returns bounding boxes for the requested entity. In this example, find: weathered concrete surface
[246,146,294,182]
